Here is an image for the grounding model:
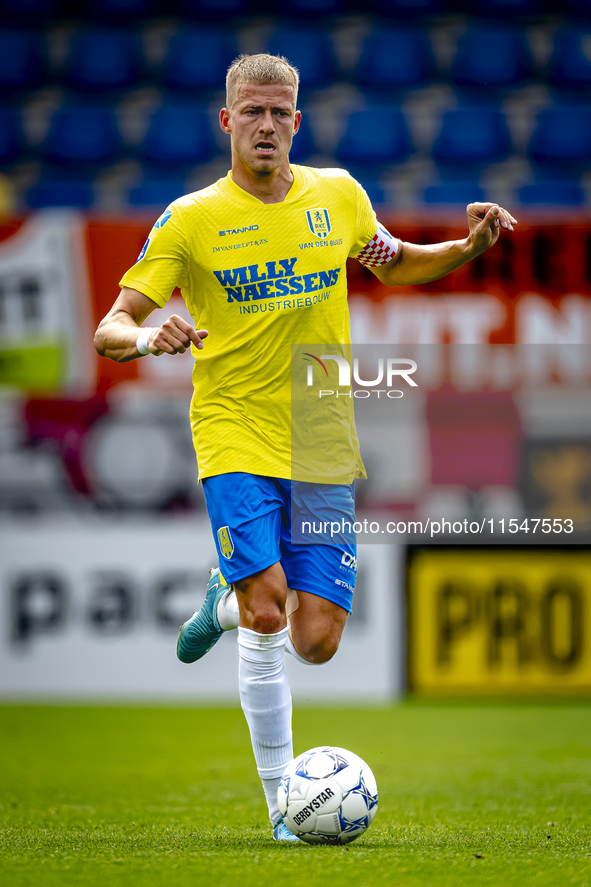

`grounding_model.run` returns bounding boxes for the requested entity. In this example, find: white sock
[285,633,319,666]
[238,625,292,824]
[216,589,239,630]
